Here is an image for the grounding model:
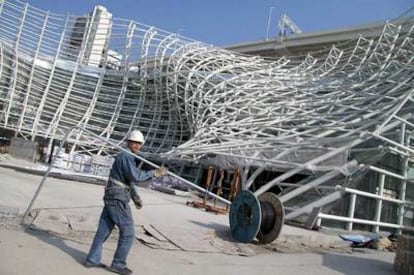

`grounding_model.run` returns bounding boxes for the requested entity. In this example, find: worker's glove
[153,166,168,177]
[134,199,143,210]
